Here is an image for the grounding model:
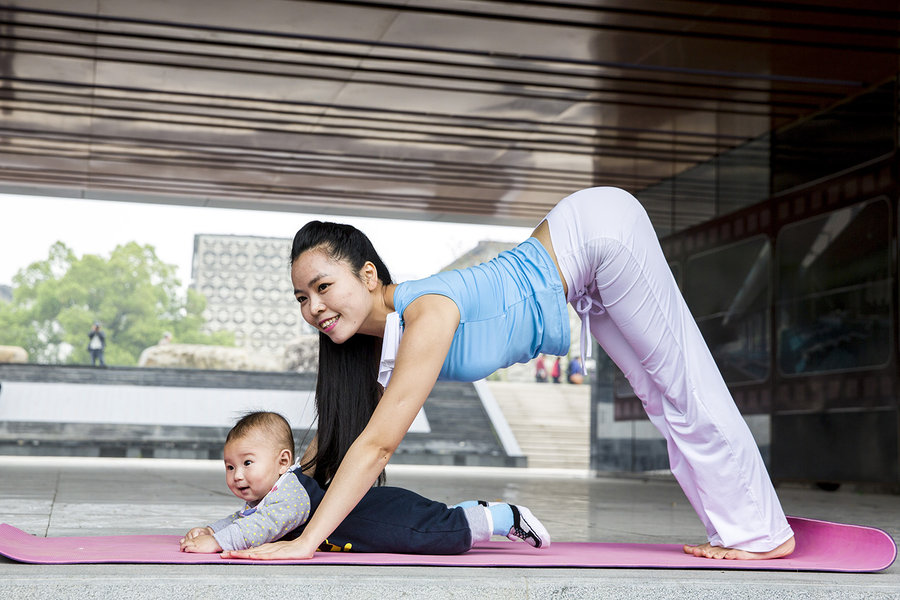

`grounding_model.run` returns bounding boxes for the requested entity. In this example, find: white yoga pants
[544,186,793,551]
